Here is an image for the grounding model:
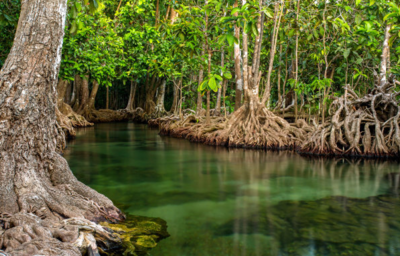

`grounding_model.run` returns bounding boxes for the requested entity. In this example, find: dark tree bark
[77,74,89,114]
[64,81,72,105]
[80,79,100,120]
[144,75,159,114]
[72,74,82,112]
[170,79,179,114]
[0,0,123,254]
